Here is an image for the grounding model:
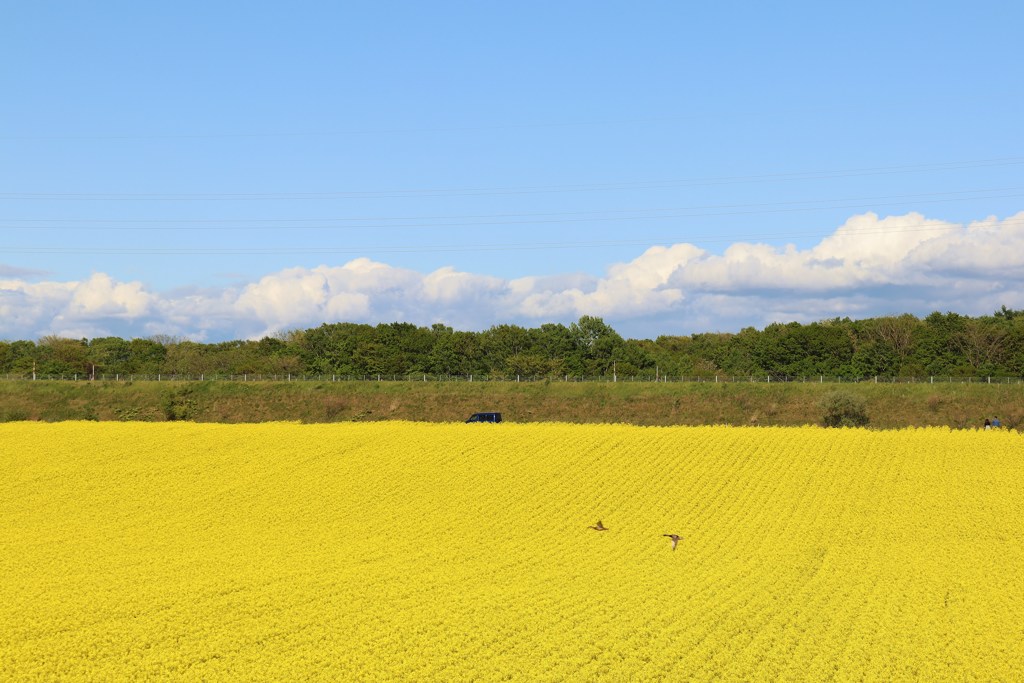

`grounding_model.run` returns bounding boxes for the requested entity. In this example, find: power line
[3,188,1022,231]
[2,157,1023,201]
[0,117,685,142]
[1,218,1017,256]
